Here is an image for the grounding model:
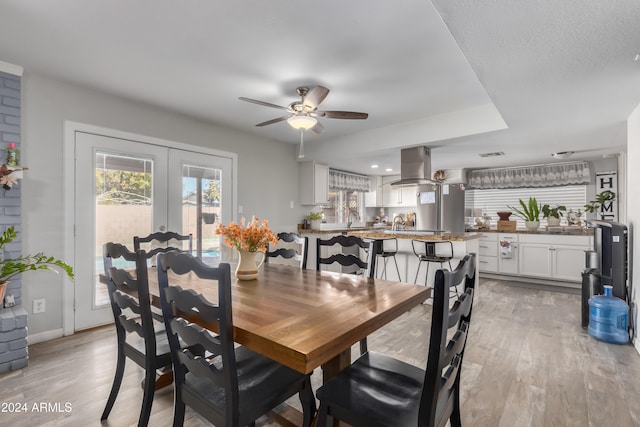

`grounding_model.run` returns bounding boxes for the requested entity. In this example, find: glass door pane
[94,152,153,306]
[75,131,168,331]
[182,164,222,264]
